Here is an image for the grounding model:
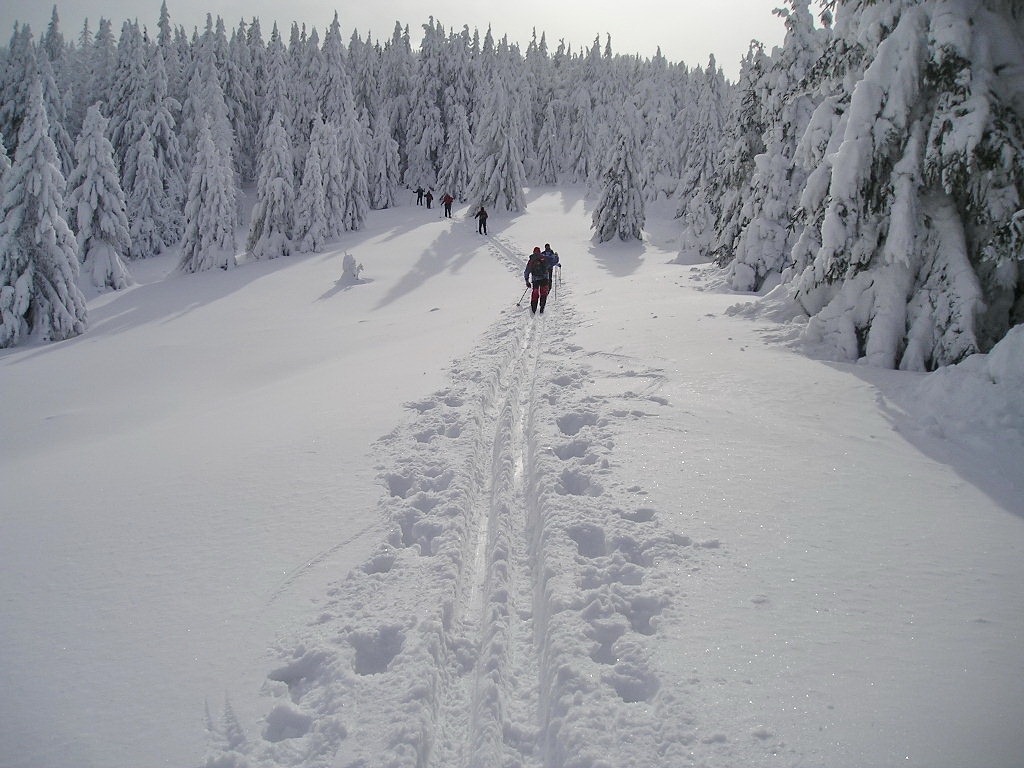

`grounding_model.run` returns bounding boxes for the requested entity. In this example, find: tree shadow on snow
[1,252,313,365]
[587,238,646,278]
[370,220,481,311]
[837,362,1024,522]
